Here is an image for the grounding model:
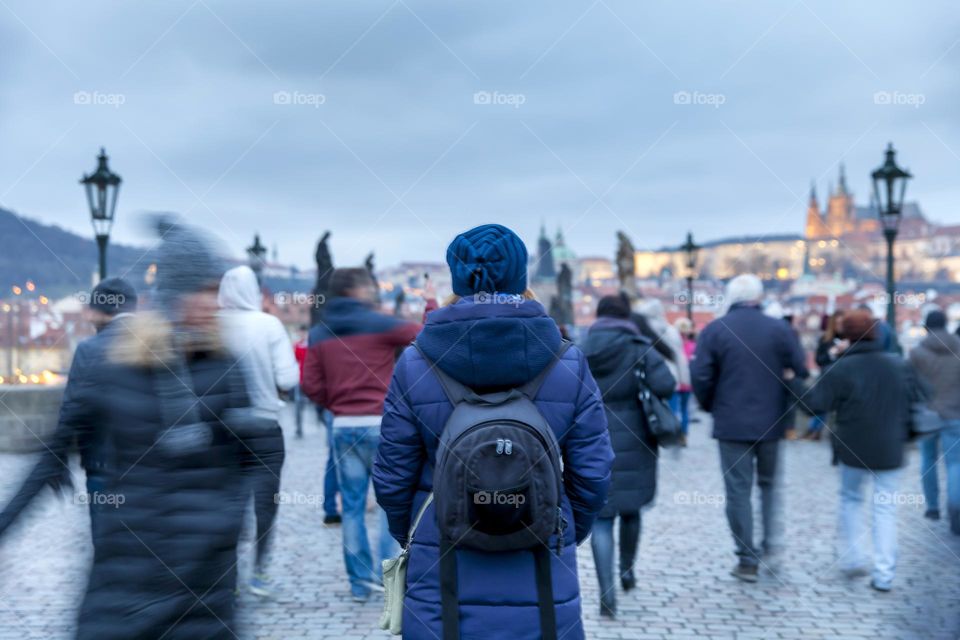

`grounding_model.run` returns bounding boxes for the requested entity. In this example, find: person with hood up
[7,219,256,639]
[582,294,675,618]
[218,265,300,596]
[373,223,613,640]
[908,309,960,534]
[0,277,138,538]
[302,267,421,602]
